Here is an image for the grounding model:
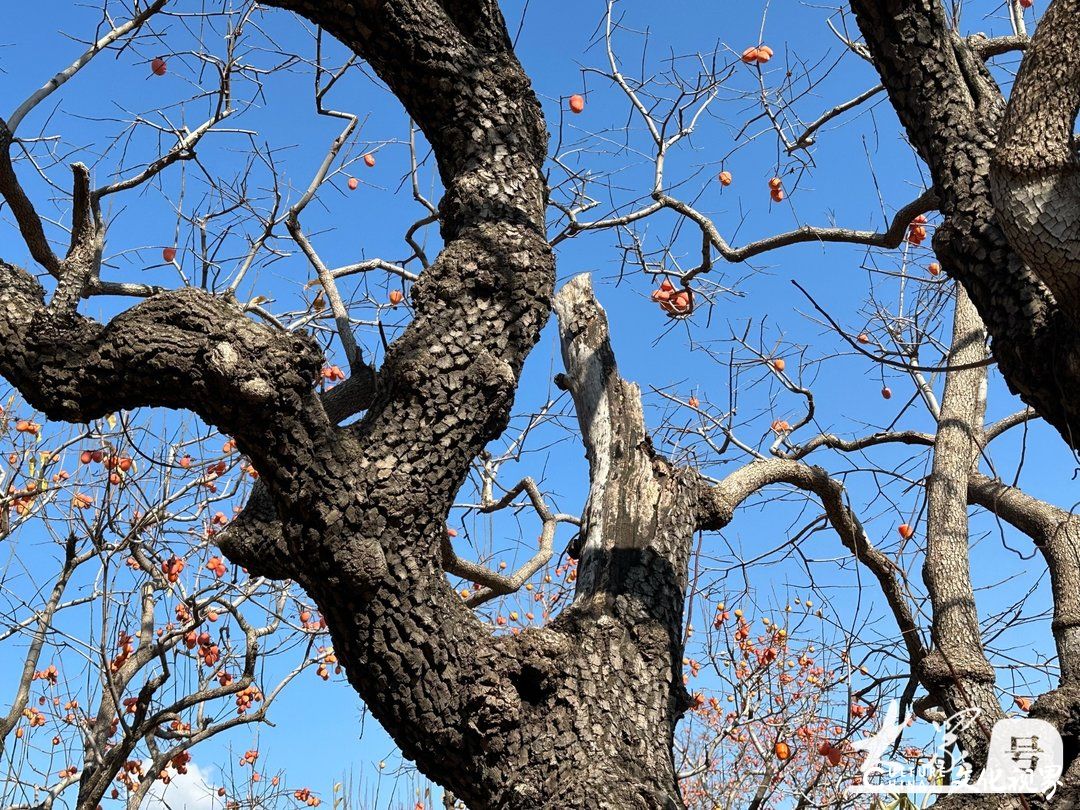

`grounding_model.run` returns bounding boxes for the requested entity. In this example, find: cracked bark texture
[4,1,1080,807]
[851,0,1080,450]
[991,0,1080,315]
[0,3,701,807]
